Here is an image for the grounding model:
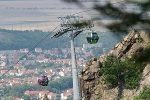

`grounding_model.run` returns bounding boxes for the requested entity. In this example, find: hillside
[0,29,70,50]
[79,29,150,100]
[0,29,124,51]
